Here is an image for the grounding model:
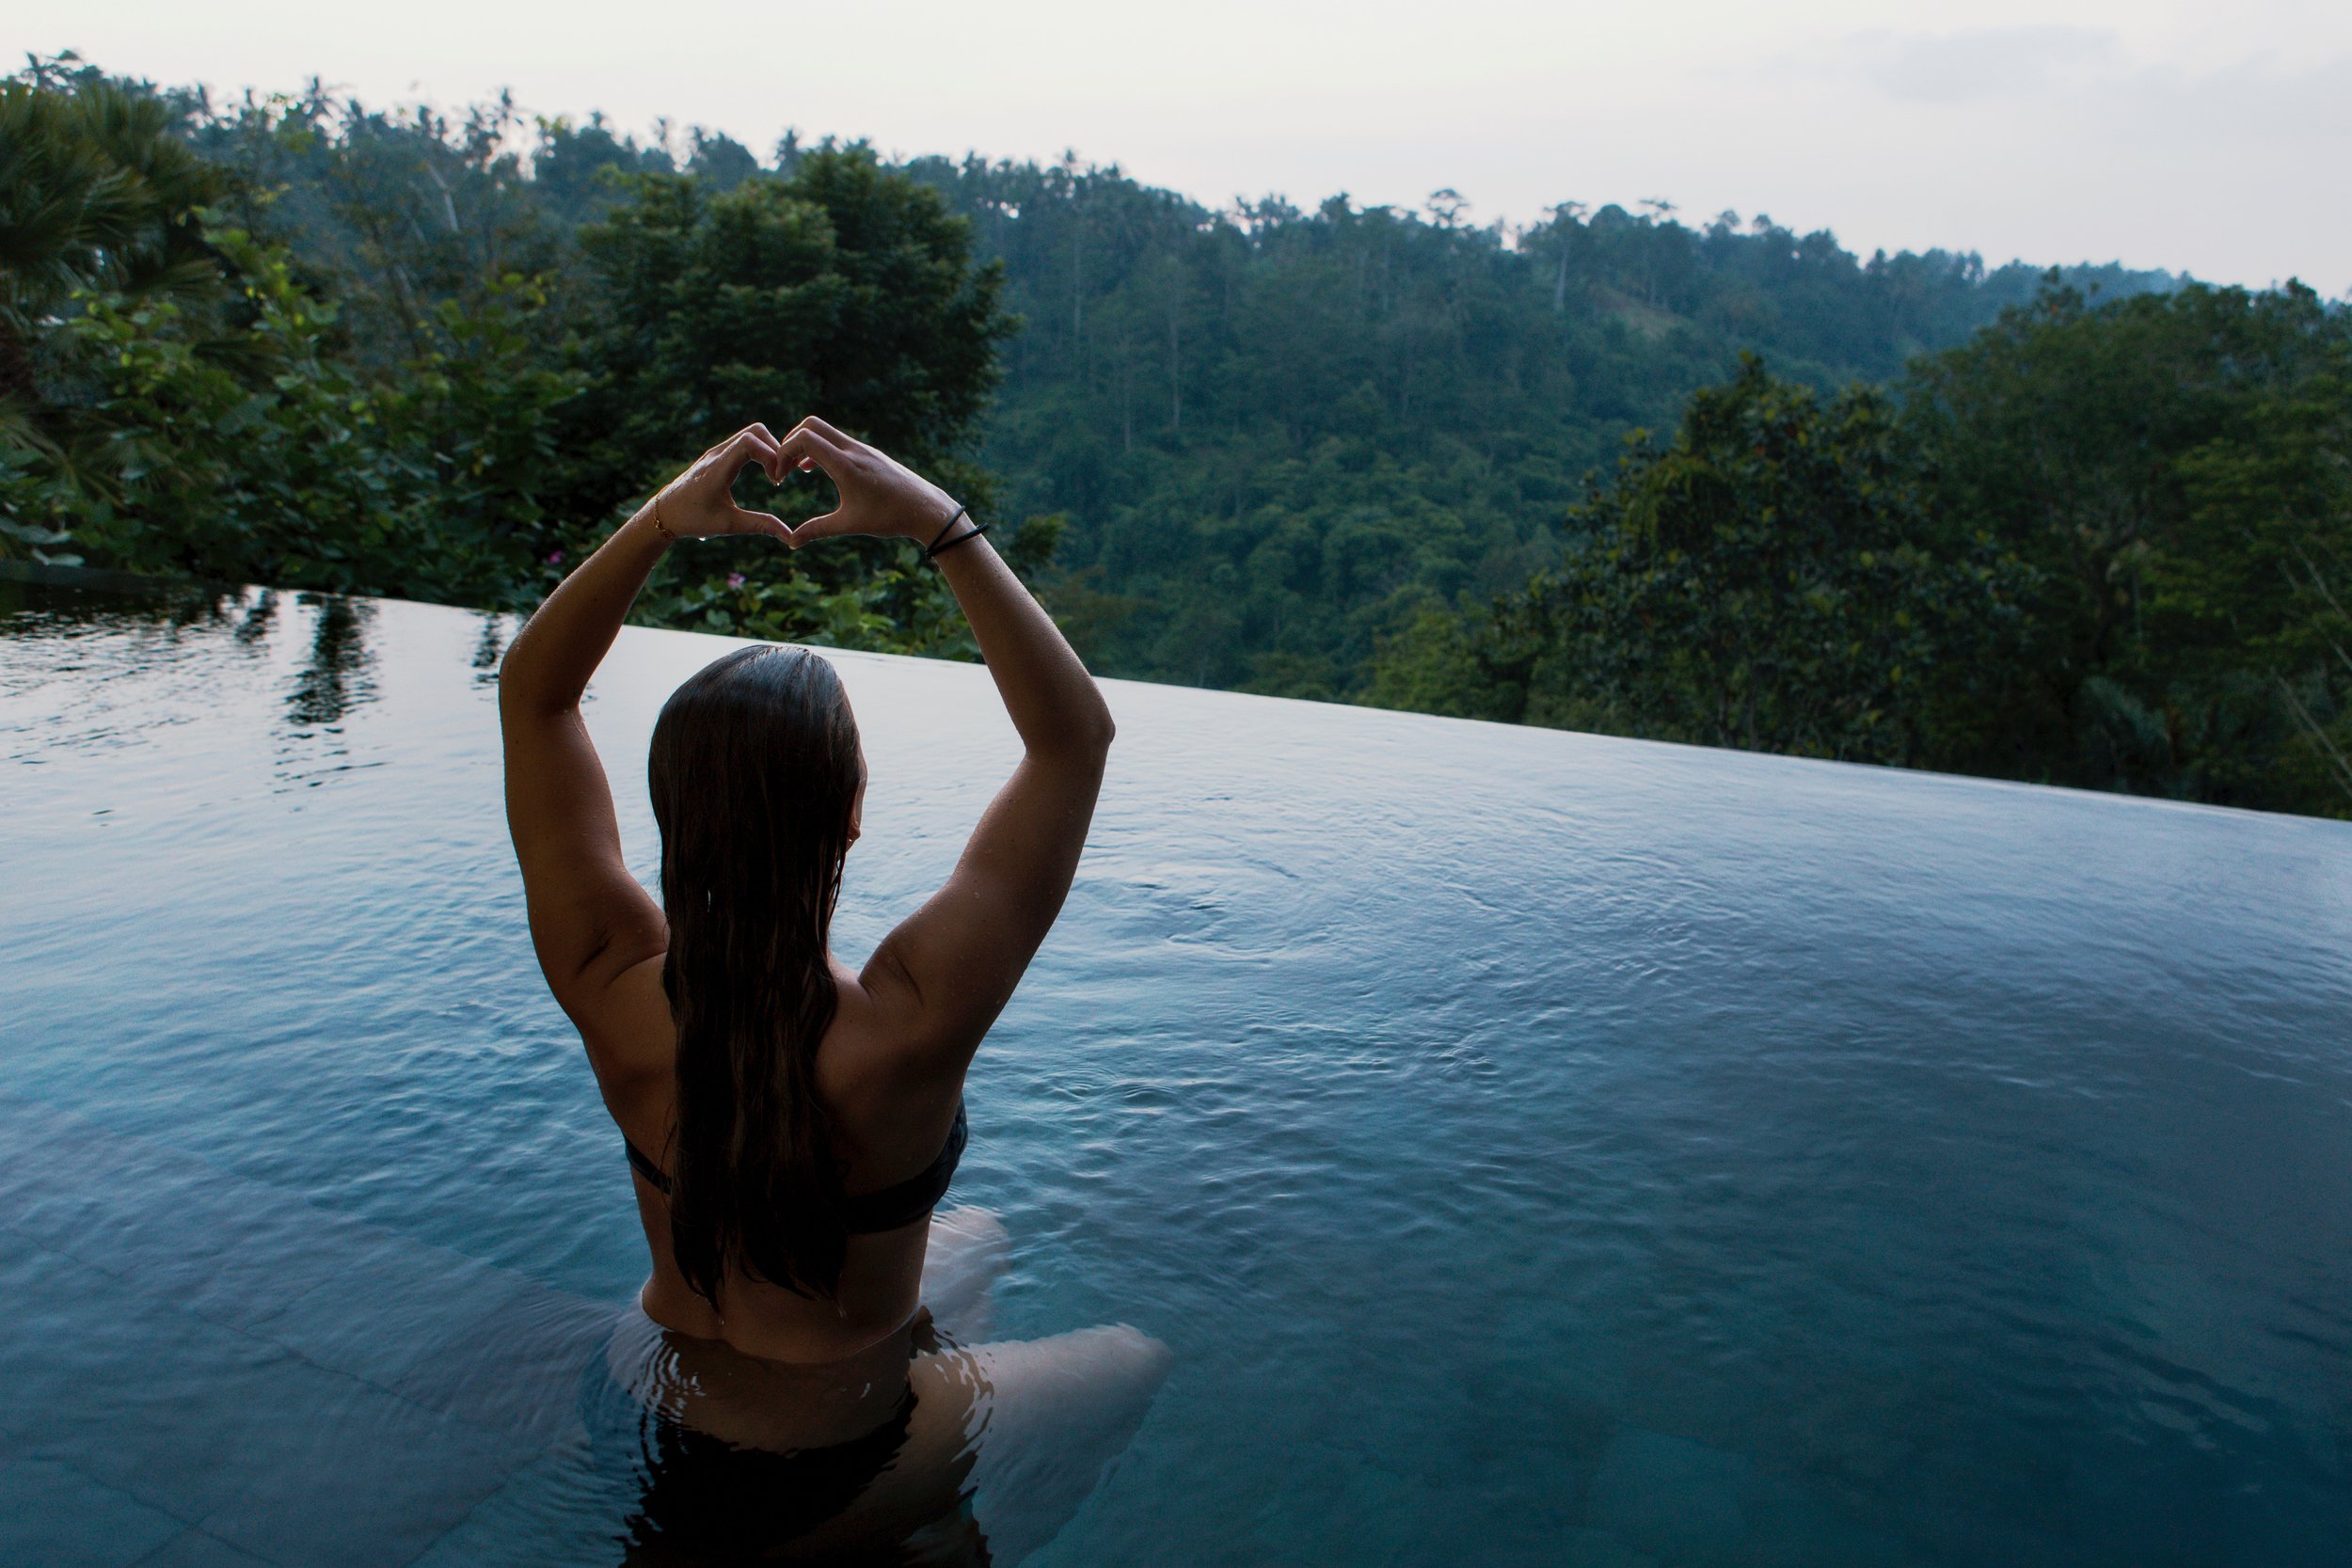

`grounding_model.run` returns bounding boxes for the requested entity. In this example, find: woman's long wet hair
[648,645,864,1304]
